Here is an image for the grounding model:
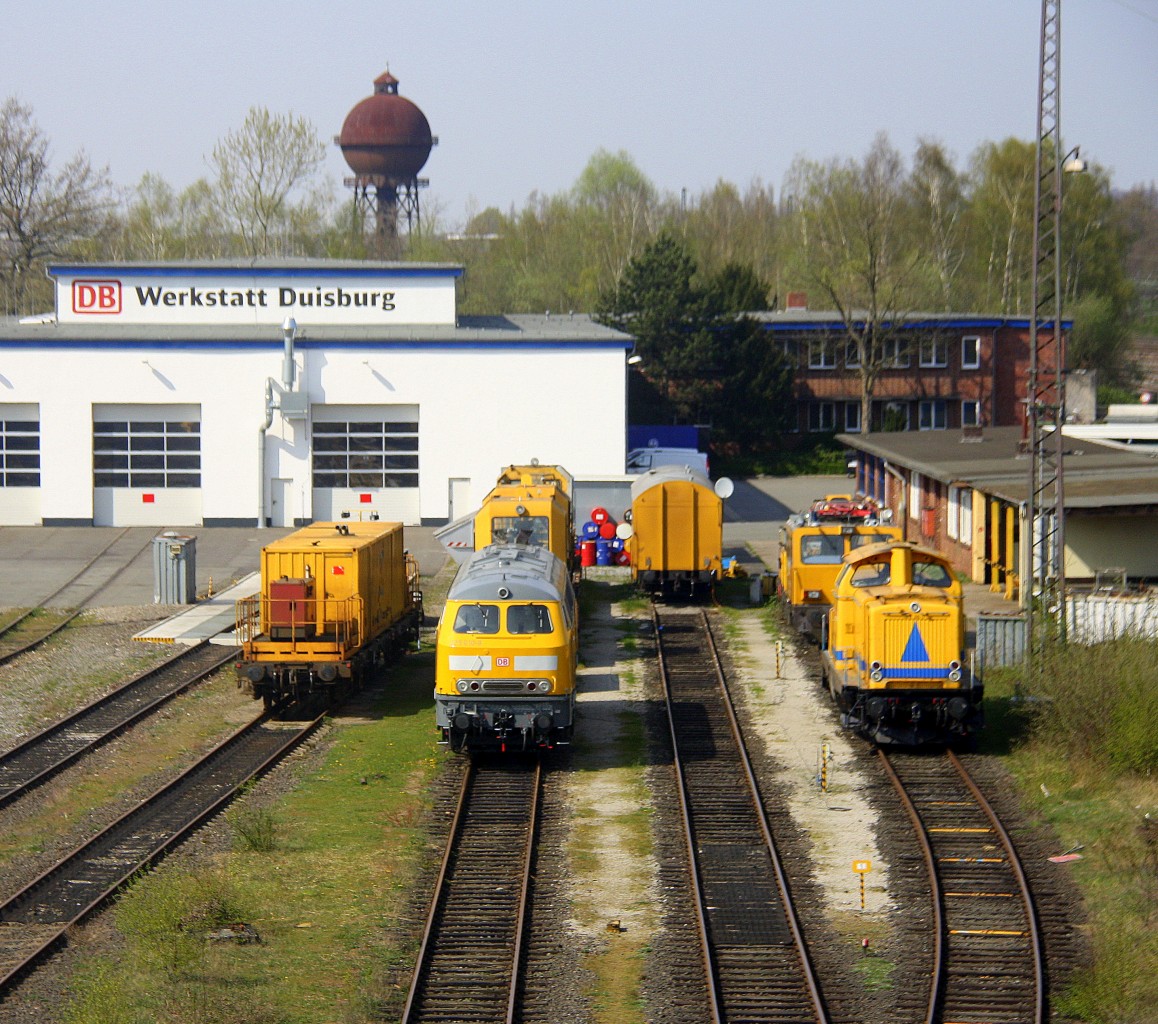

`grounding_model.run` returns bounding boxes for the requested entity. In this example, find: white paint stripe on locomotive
[448,655,492,671]
[515,655,558,670]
